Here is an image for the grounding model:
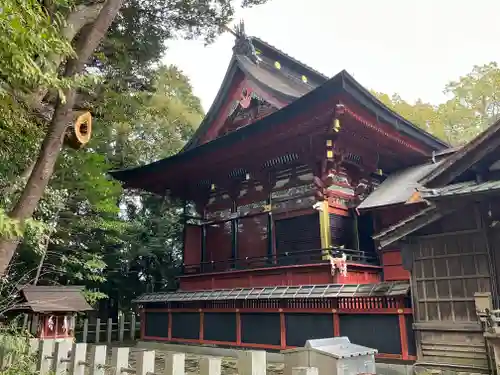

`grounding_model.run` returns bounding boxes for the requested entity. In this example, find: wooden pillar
[398,308,409,360]
[279,310,286,349]
[231,201,238,265]
[168,310,172,340]
[201,224,207,267]
[266,195,273,261]
[182,200,187,269]
[332,309,340,336]
[236,310,242,345]
[199,310,204,341]
[352,209,360,250]
[318,200,332,259]
[139,310,145,340]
